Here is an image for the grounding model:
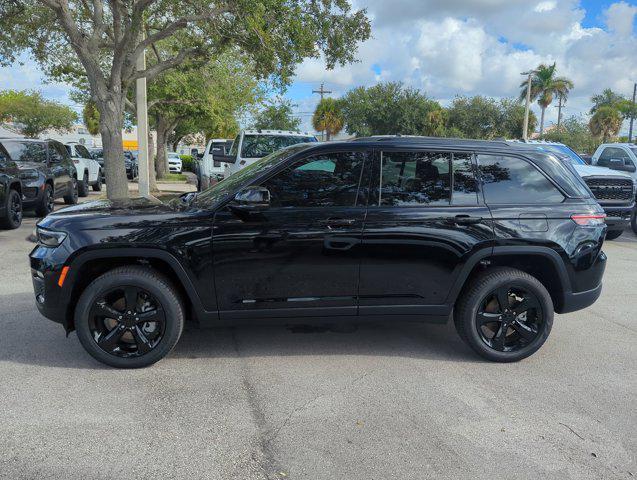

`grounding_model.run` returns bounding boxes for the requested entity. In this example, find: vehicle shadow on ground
[0,292,480,369]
